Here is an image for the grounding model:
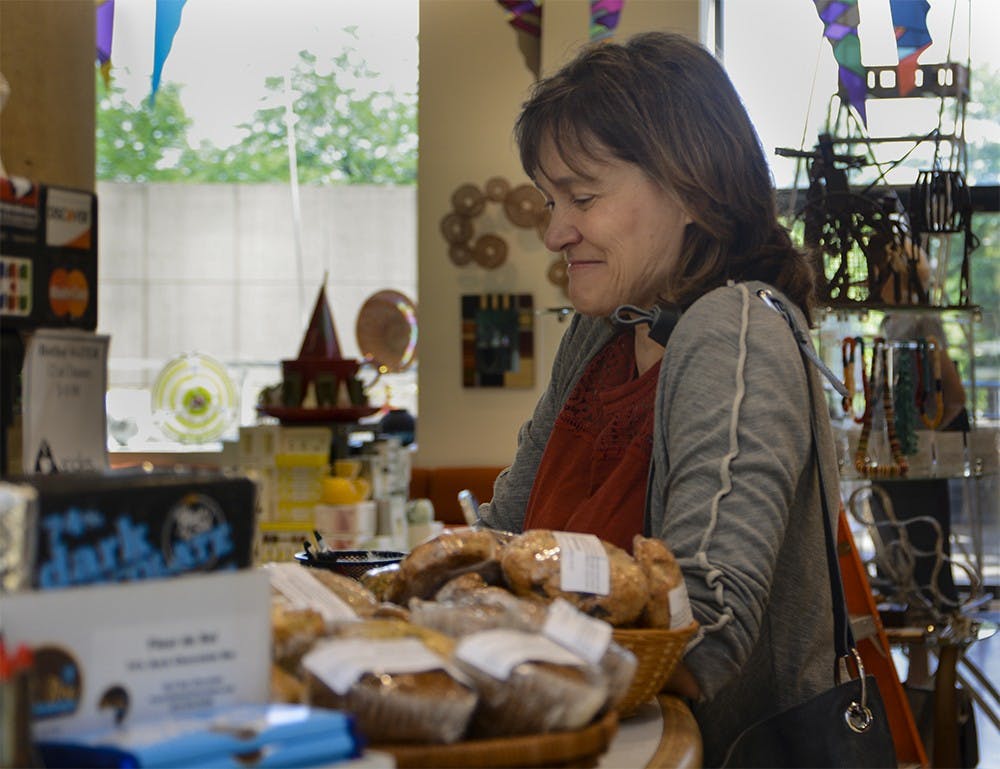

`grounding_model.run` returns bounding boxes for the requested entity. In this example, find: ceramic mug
[322,474,370,505]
